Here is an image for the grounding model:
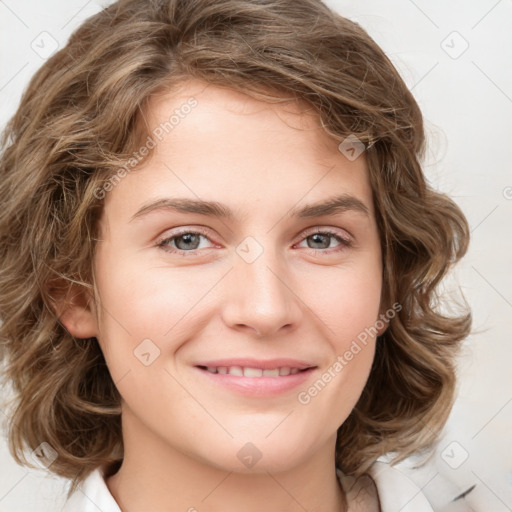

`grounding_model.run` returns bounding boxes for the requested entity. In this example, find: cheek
[300,259,382,402]
[311,261,382,345]
[296,271,380,427]
[92,251,218,372]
